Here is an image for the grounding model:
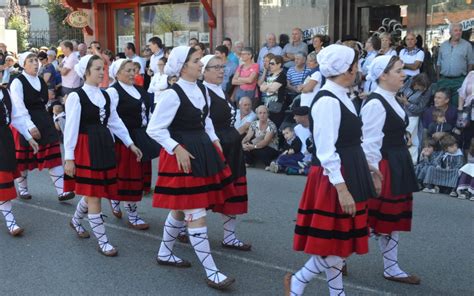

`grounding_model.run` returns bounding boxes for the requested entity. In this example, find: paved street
[0,166,473,296]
